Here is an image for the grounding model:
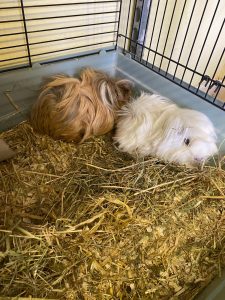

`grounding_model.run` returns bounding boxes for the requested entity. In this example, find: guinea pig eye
[184,138,190,146]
